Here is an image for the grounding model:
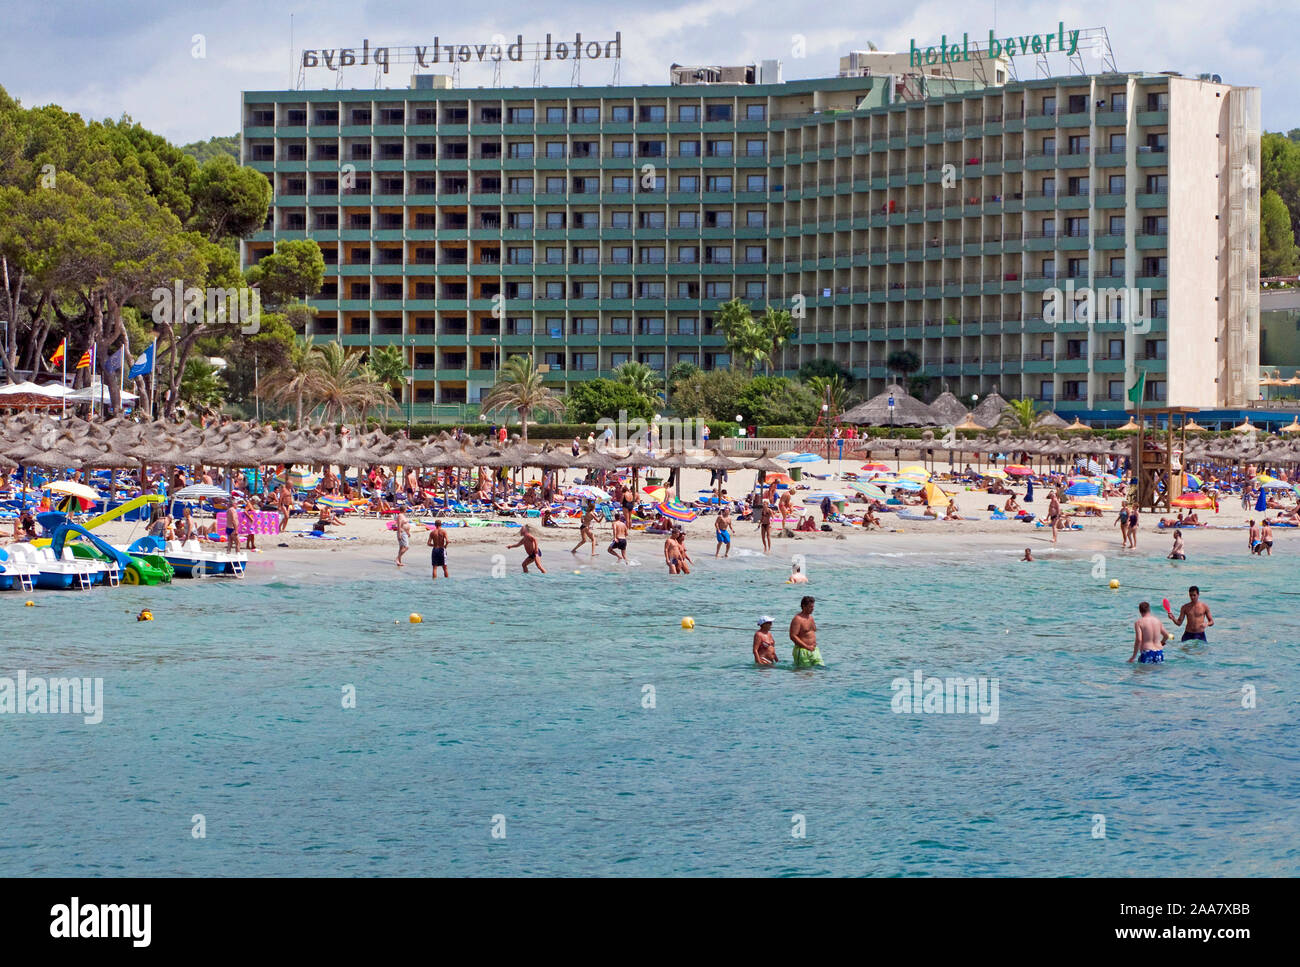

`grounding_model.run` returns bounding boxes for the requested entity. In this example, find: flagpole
[60,340,67,419]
